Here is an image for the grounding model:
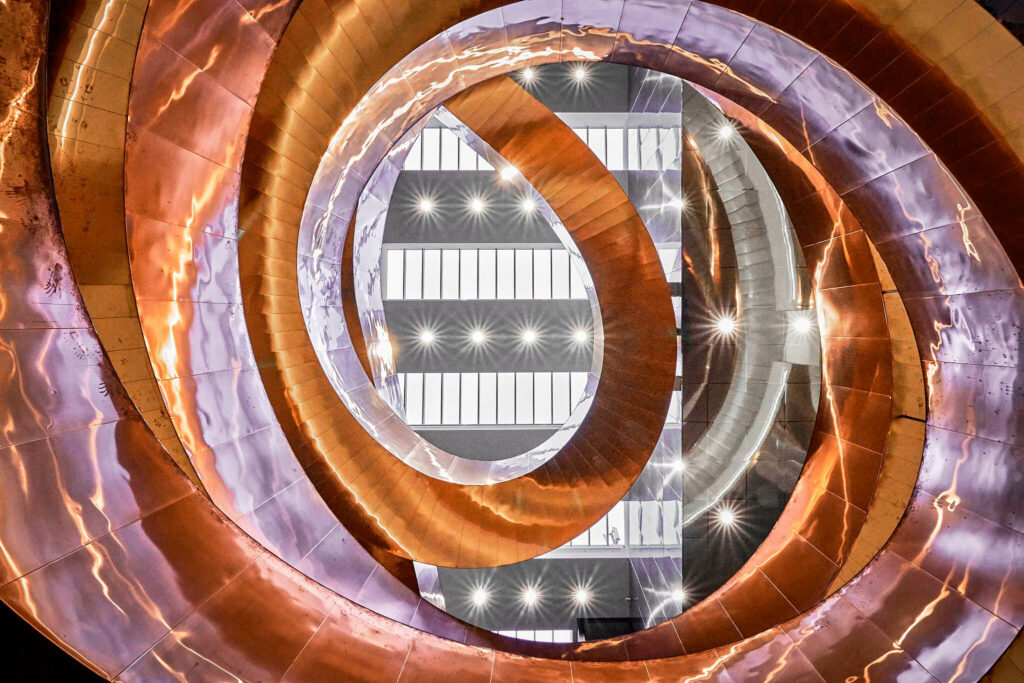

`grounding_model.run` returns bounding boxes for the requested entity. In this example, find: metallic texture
[44,0,200,485]
[258,70,677,568]
[0,0,1018,679]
